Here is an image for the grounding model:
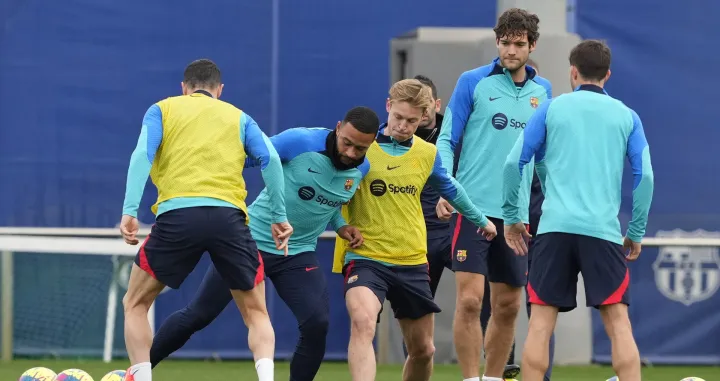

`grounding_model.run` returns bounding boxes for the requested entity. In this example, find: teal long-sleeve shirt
[122,104,286,222]
[502,84,654,244]
[437,59,552,223]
